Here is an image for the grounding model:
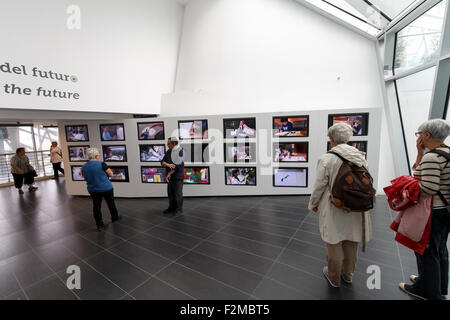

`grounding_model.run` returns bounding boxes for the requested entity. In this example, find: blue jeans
[413,207,450,300]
